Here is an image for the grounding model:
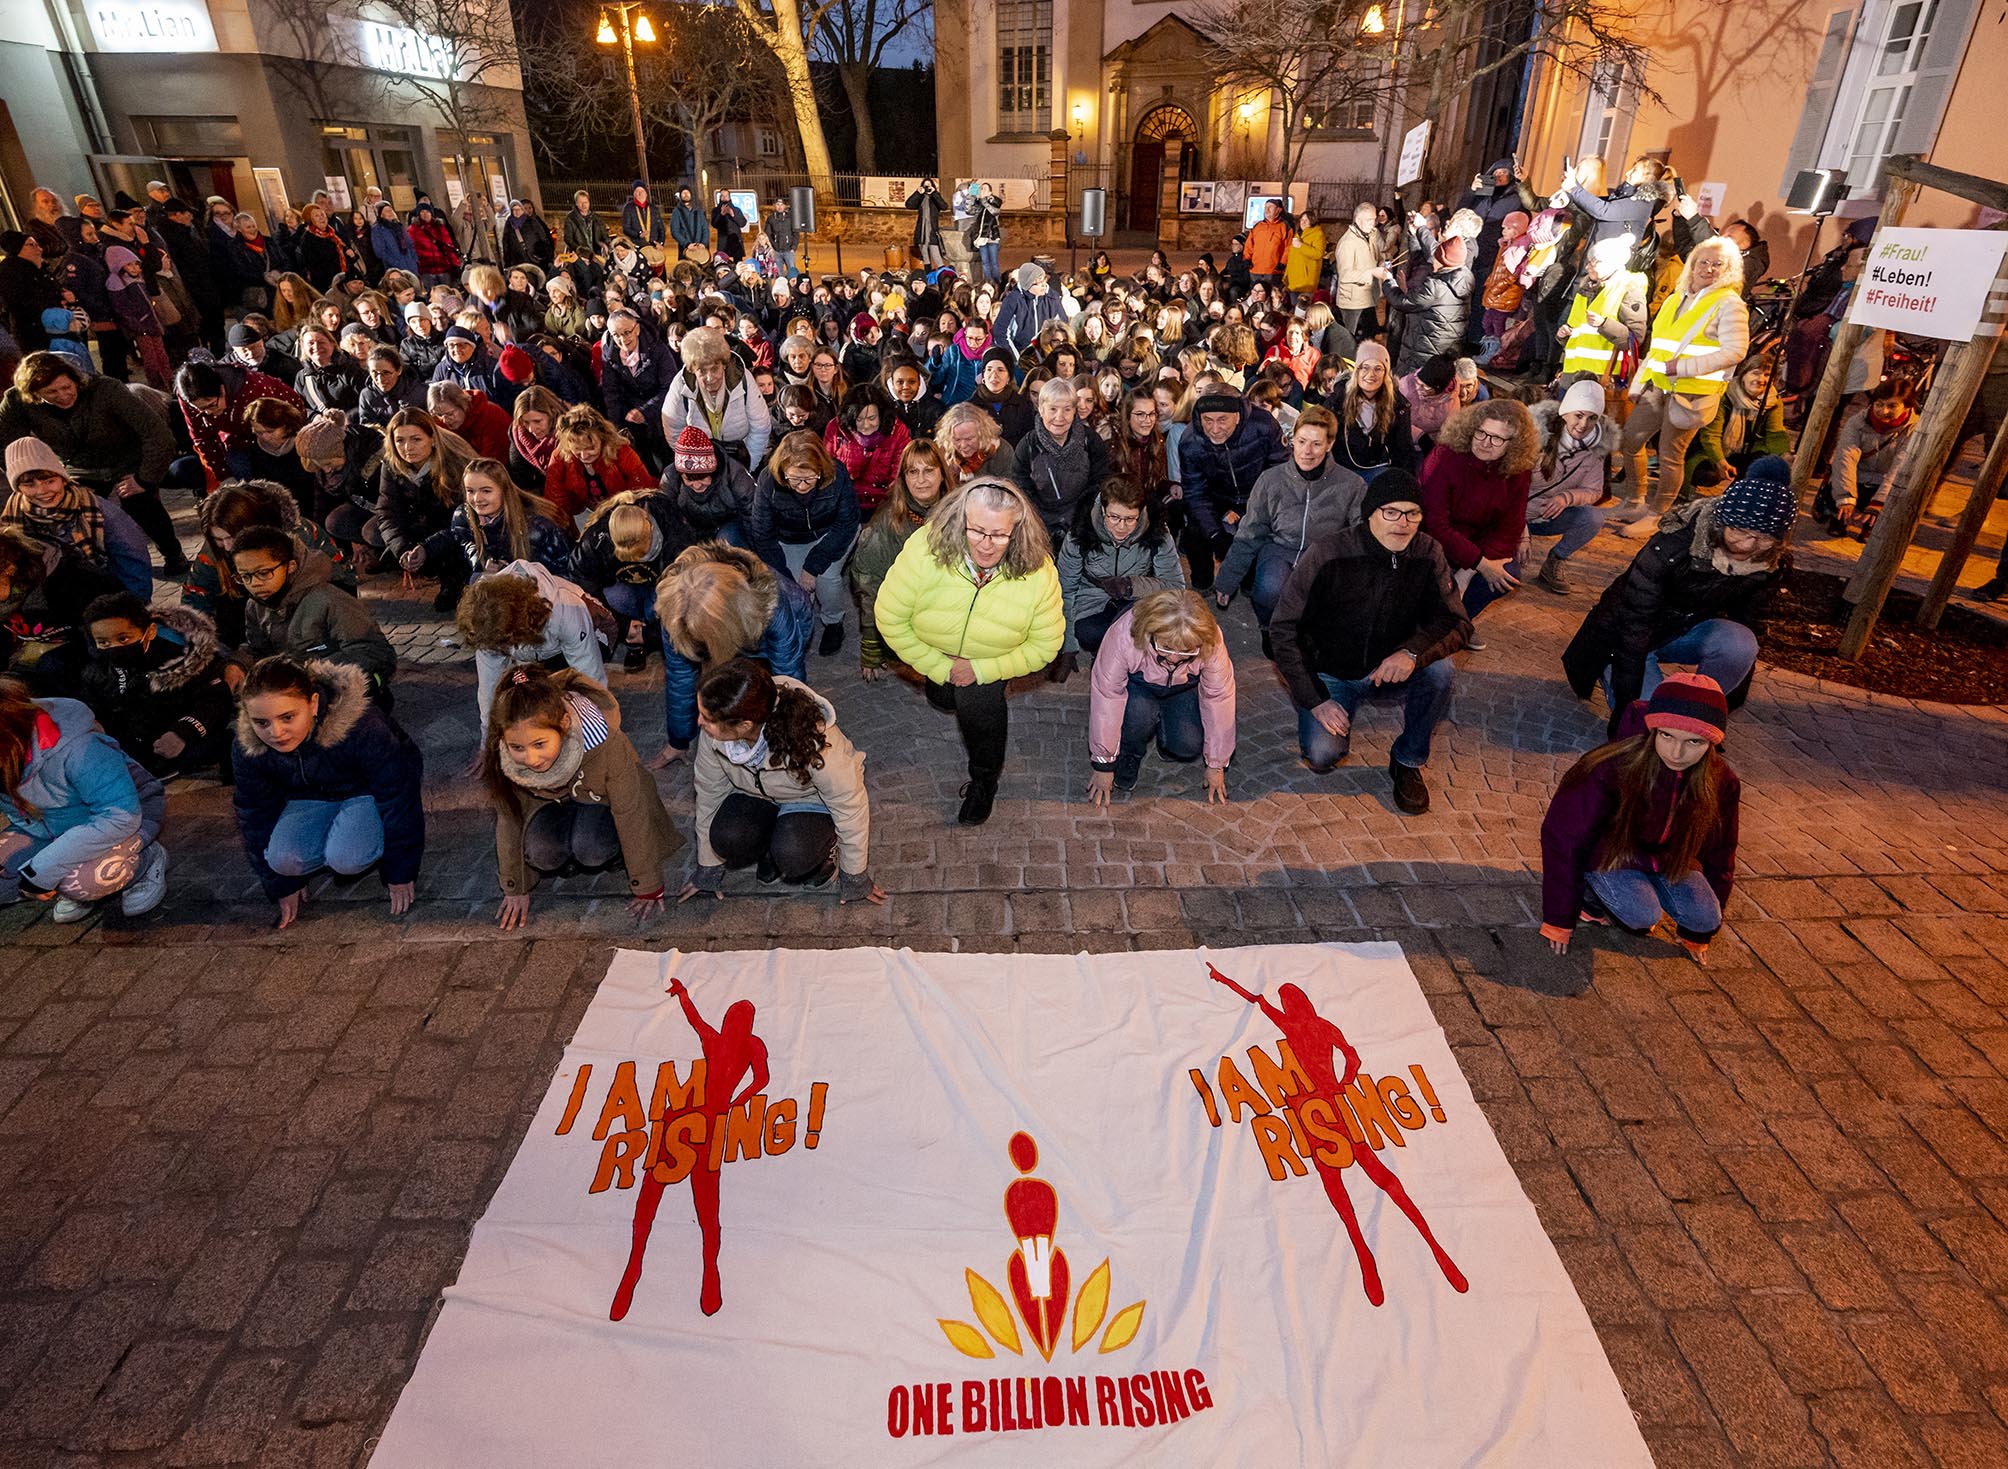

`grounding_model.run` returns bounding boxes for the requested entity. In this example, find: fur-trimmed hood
[146,605,223,694]
[1528,397,1619,453]
[1434,398,1540,476]
[234,658,371,754]
[196,478,306,548]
